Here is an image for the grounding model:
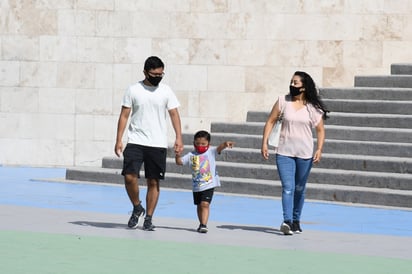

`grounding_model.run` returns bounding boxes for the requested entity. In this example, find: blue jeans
[276,154,313,222]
